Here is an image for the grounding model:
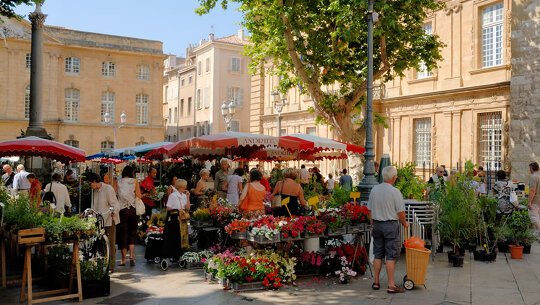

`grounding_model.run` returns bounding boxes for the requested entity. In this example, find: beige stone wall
[0,19,165,155]
[380,0,512,175]
[508,0,540,181]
